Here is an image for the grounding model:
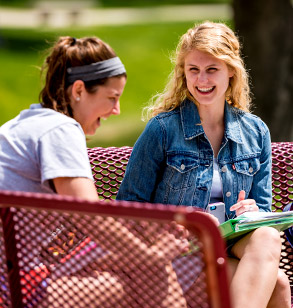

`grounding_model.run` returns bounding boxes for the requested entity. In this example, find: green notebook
[219,211,293,242]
